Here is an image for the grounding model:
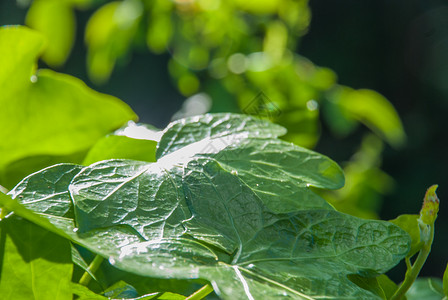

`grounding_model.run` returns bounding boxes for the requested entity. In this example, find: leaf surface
[4,114,411,299]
